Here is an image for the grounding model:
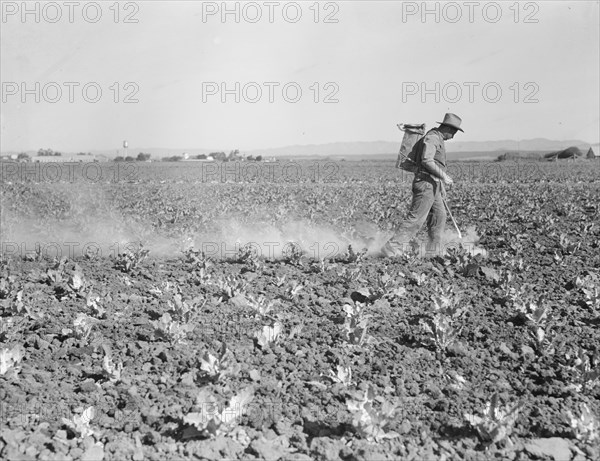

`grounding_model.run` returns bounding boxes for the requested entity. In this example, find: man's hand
[440,175,453,199]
